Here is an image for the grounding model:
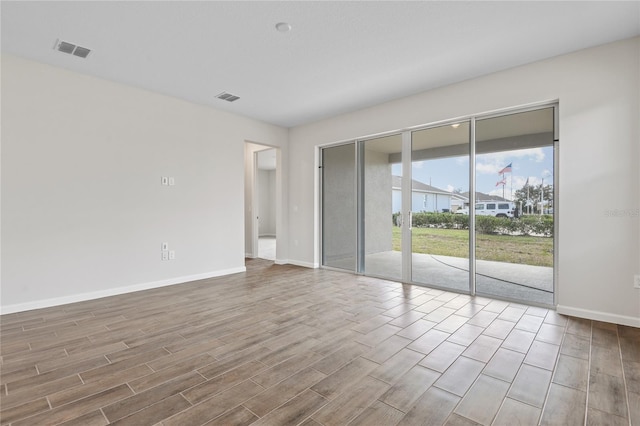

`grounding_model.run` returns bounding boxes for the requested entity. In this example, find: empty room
[1,1,639,425]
